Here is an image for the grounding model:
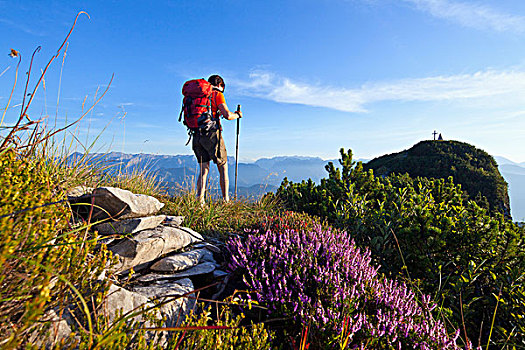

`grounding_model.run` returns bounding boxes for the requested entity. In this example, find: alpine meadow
[1,1,525,349]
